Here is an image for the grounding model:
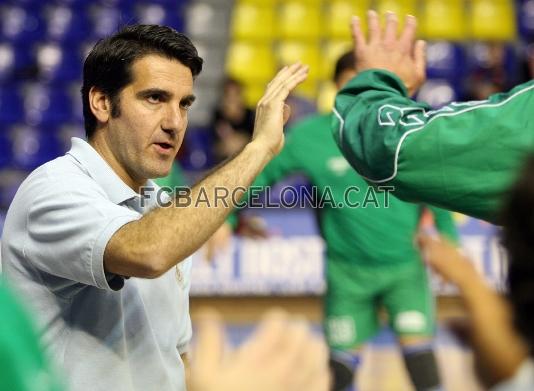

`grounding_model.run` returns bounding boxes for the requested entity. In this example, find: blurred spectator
[210,77,255,163]
[465,43,512,100]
